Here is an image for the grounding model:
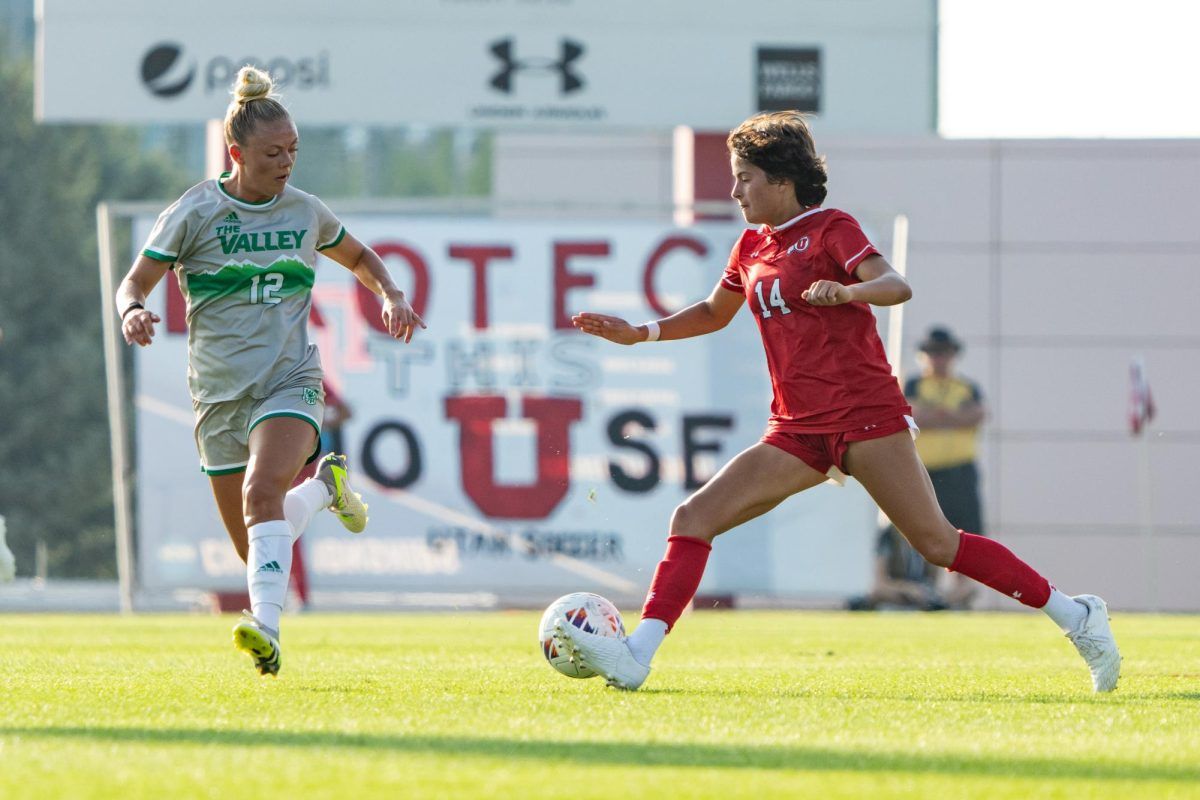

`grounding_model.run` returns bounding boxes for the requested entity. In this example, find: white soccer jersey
[141,175,345,402]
